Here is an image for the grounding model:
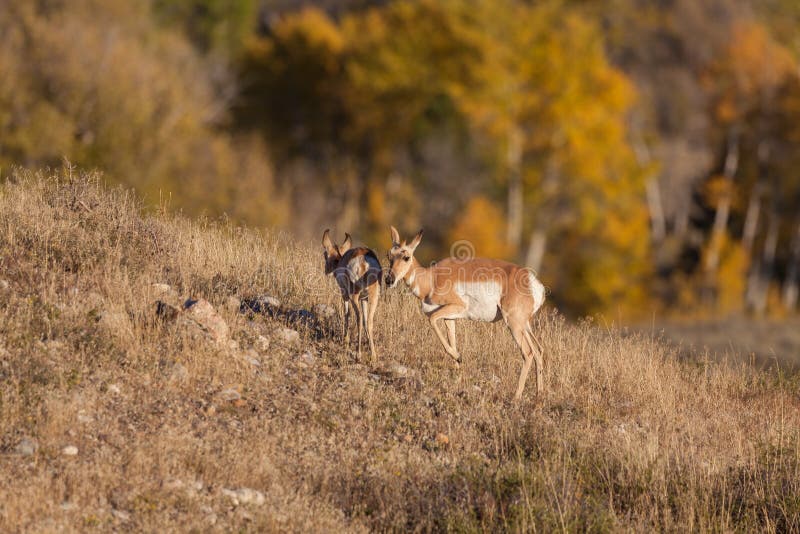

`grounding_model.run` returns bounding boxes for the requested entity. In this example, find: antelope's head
[385,225,423,288]
[322,229,351,275]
